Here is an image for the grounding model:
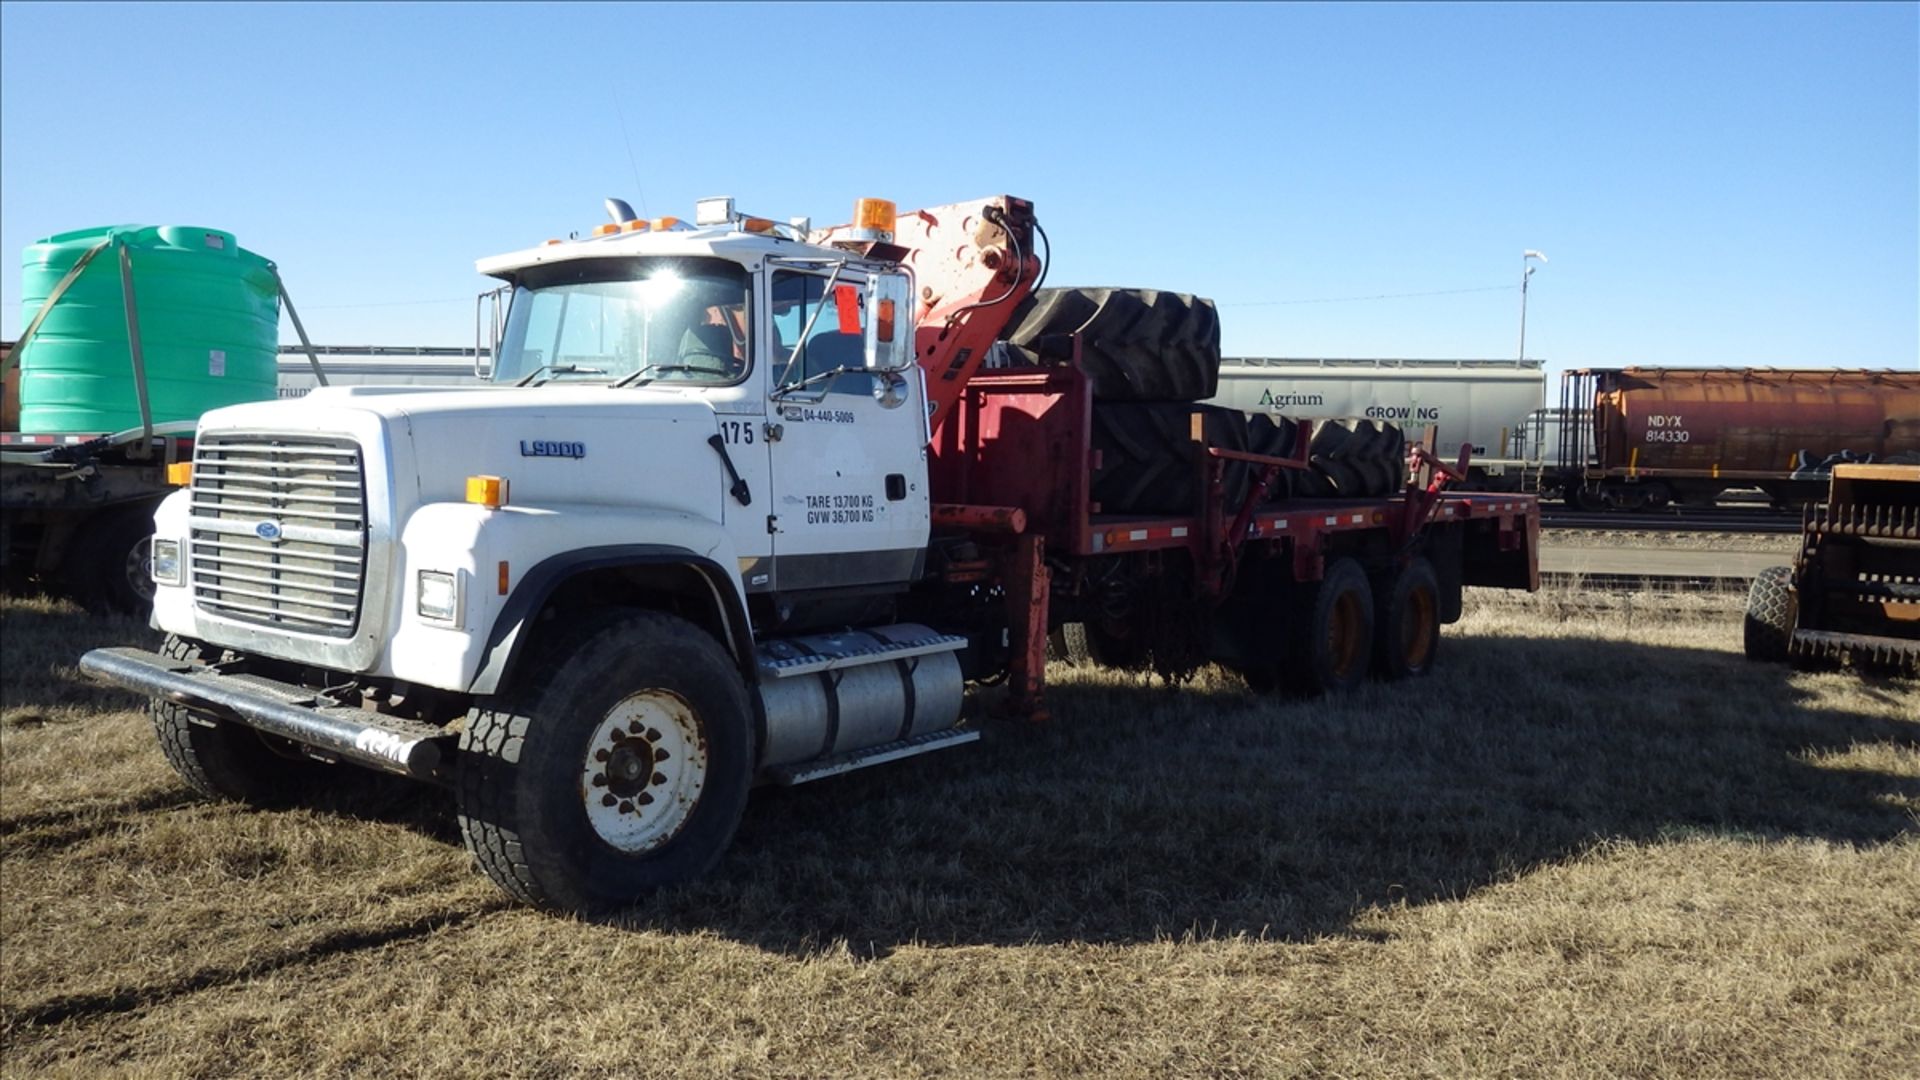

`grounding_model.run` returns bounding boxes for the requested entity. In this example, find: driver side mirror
[864,271,912,371]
